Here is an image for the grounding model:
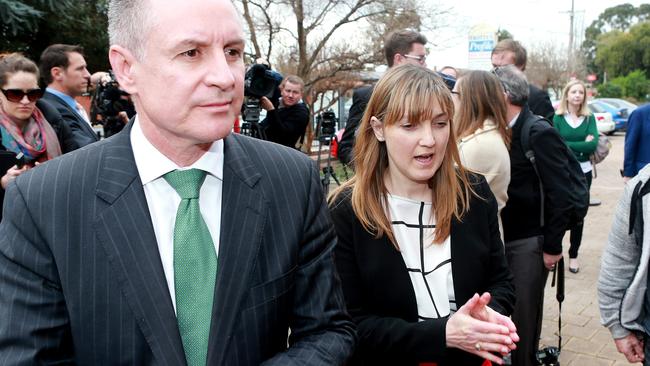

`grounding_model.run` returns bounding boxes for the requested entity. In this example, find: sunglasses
[1,88,44,103]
